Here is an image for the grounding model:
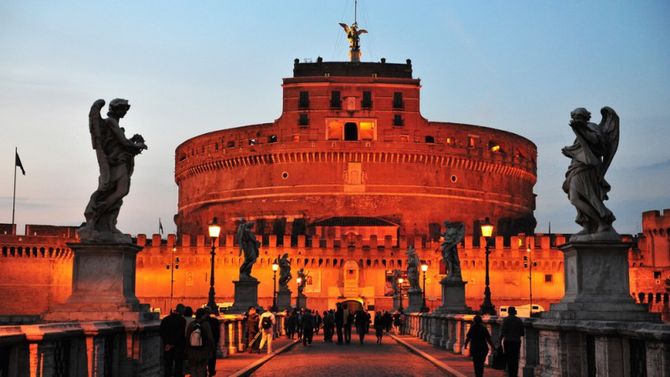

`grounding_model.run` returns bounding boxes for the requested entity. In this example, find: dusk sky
[1,1,668,237]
